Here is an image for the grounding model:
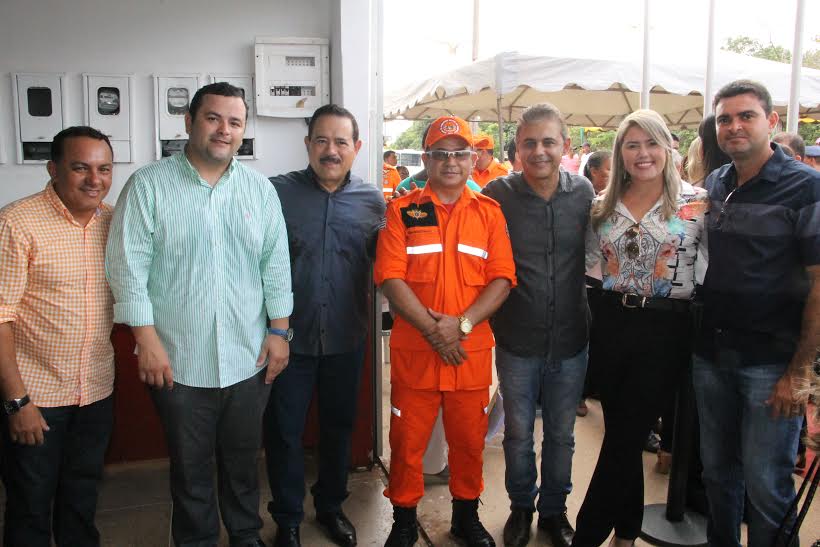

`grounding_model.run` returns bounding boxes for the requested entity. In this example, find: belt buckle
[621,292,645,309]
